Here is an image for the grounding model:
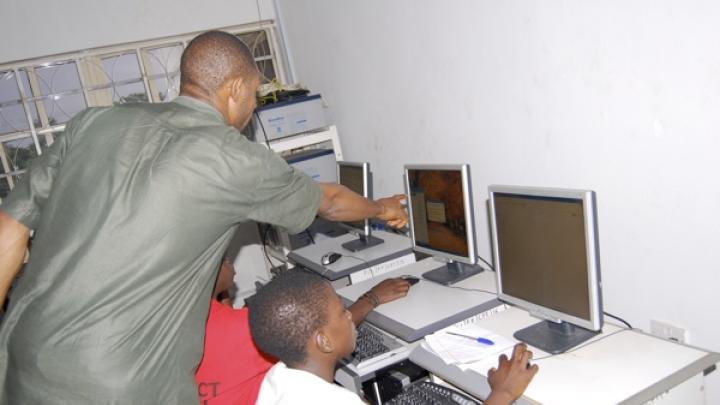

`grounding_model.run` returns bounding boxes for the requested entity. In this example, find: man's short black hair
[248,270,331,366]
[180,30,257,95]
